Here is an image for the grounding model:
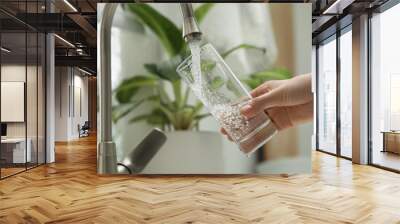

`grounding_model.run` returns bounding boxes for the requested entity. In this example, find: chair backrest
[82,121,90,129]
